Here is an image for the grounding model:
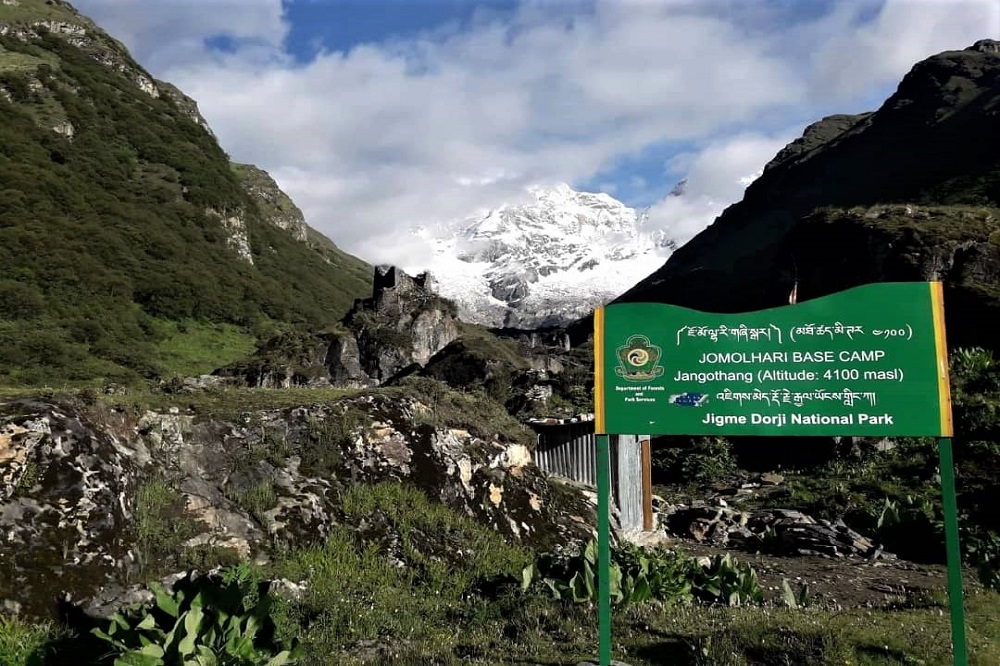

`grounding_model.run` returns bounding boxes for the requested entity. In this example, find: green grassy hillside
[0,14,371,386]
